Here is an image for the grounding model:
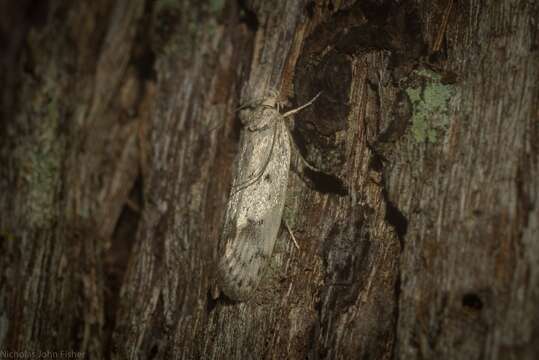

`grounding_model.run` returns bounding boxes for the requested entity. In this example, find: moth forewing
[218,104,290,301]
[217,92,320,302]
